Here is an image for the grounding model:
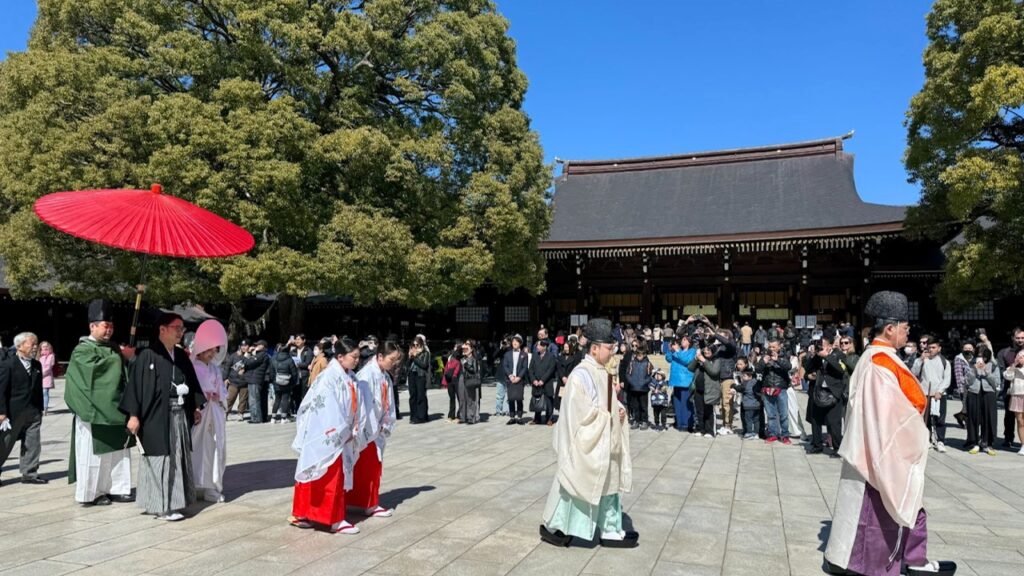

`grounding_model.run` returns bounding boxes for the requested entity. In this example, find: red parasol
[34,184,255,344]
